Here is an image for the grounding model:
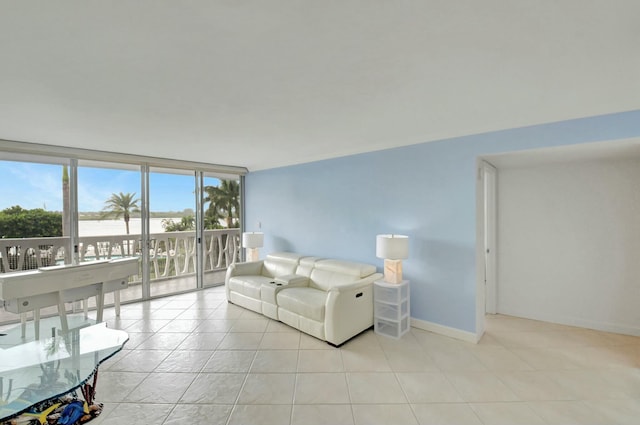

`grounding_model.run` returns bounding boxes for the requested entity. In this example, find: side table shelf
[373,279,410,339]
